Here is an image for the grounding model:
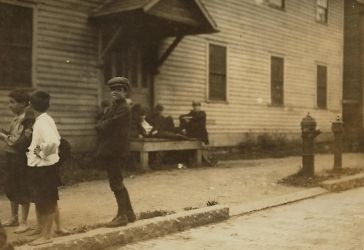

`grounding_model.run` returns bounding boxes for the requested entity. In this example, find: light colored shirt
[27,113,60,167]
[141,120,153,135]
[4,113,25,153]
